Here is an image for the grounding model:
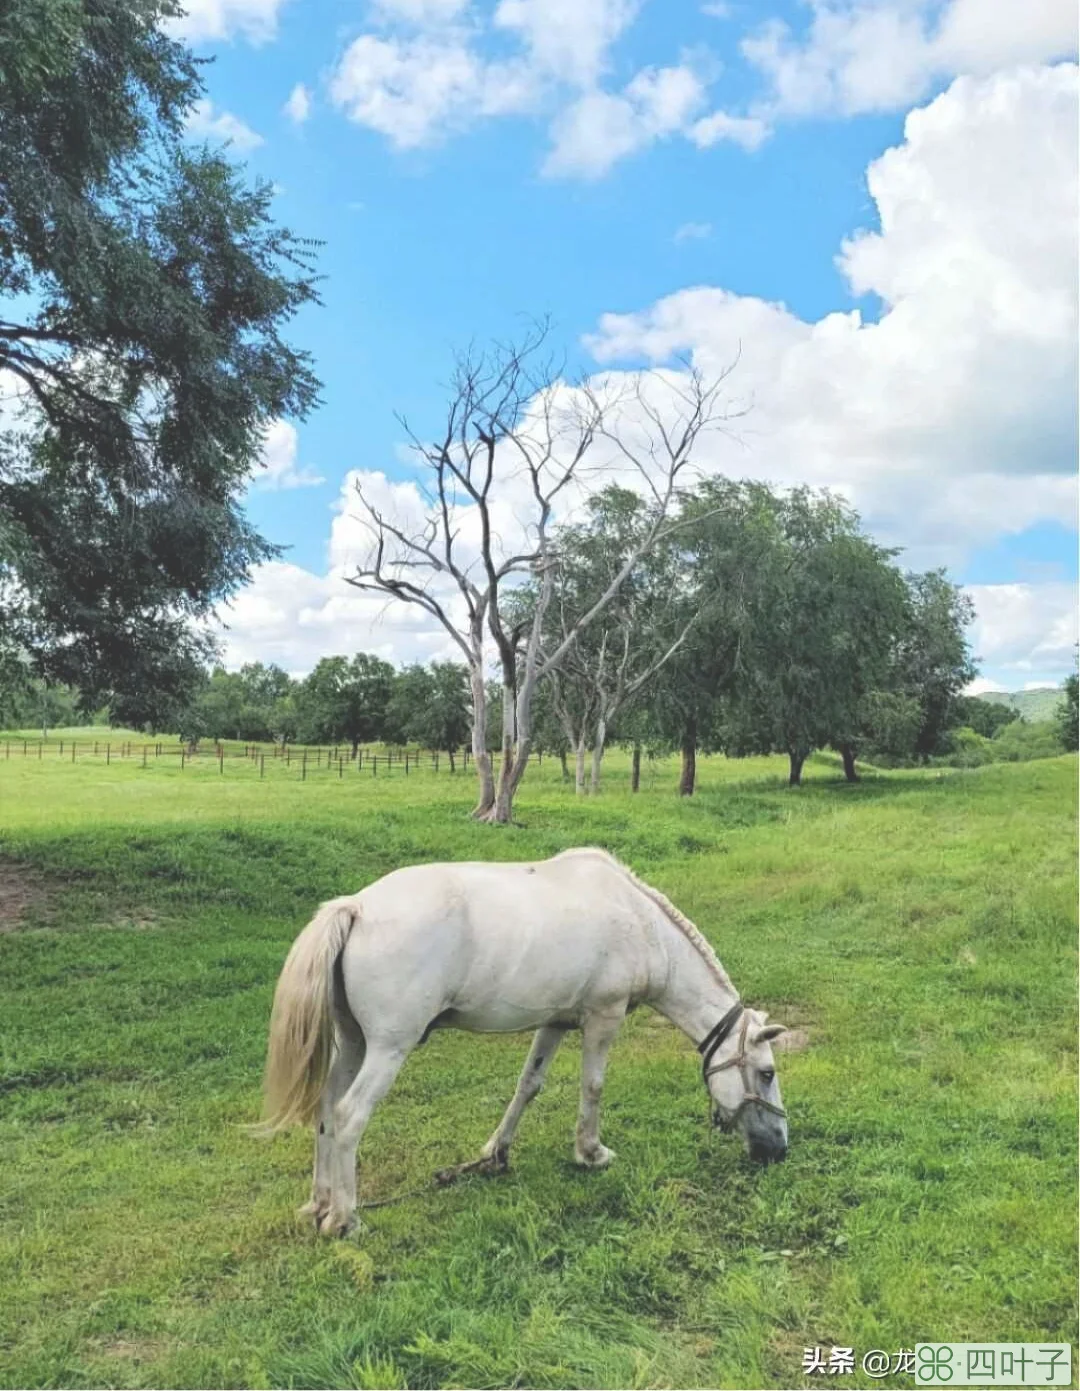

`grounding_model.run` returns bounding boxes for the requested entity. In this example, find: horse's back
[338,854,657,1035]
